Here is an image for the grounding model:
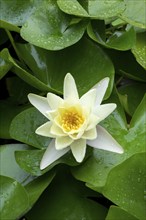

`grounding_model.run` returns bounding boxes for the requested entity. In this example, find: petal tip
[40,161,47,170]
